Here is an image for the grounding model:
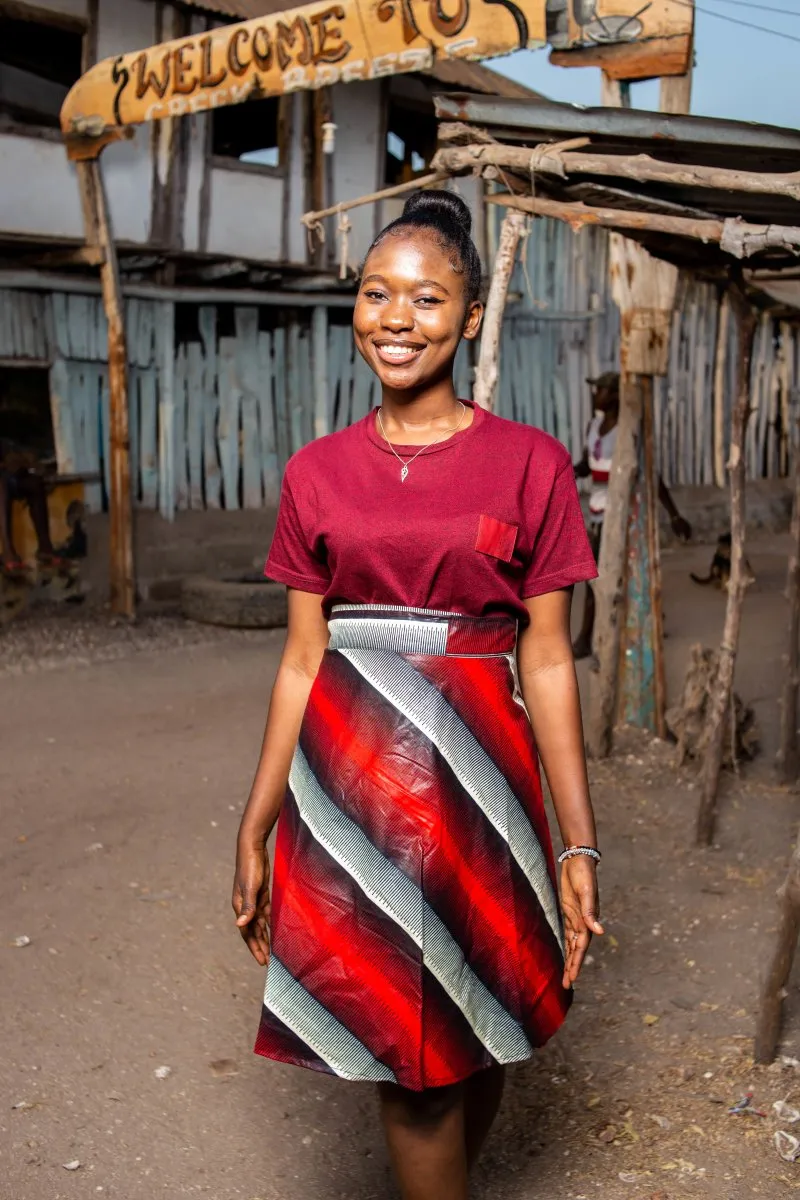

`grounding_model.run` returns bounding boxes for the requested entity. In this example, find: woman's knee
[378,1081,464,1131]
